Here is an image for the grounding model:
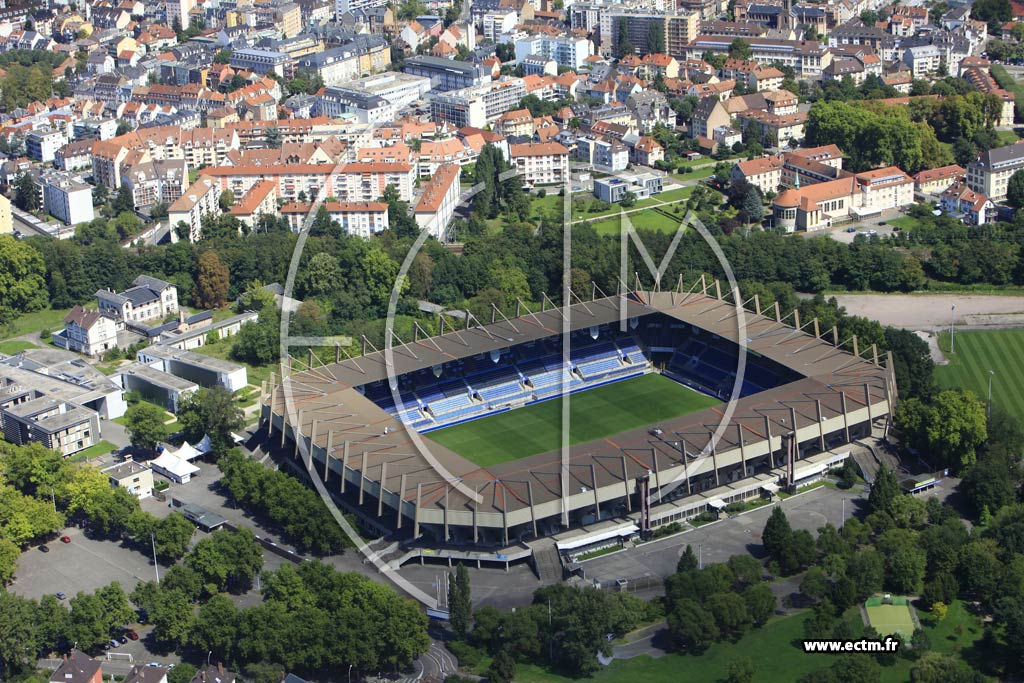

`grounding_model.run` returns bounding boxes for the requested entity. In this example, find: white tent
[150,452,200,484]
[195,434,213,454]
[166,441,202,461]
